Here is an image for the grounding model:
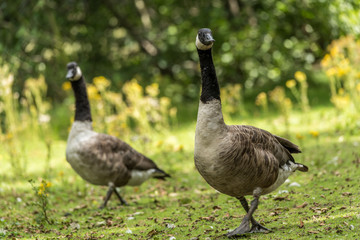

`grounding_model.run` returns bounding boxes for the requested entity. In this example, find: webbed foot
[227,219,251,238]
[250,222,271,233]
